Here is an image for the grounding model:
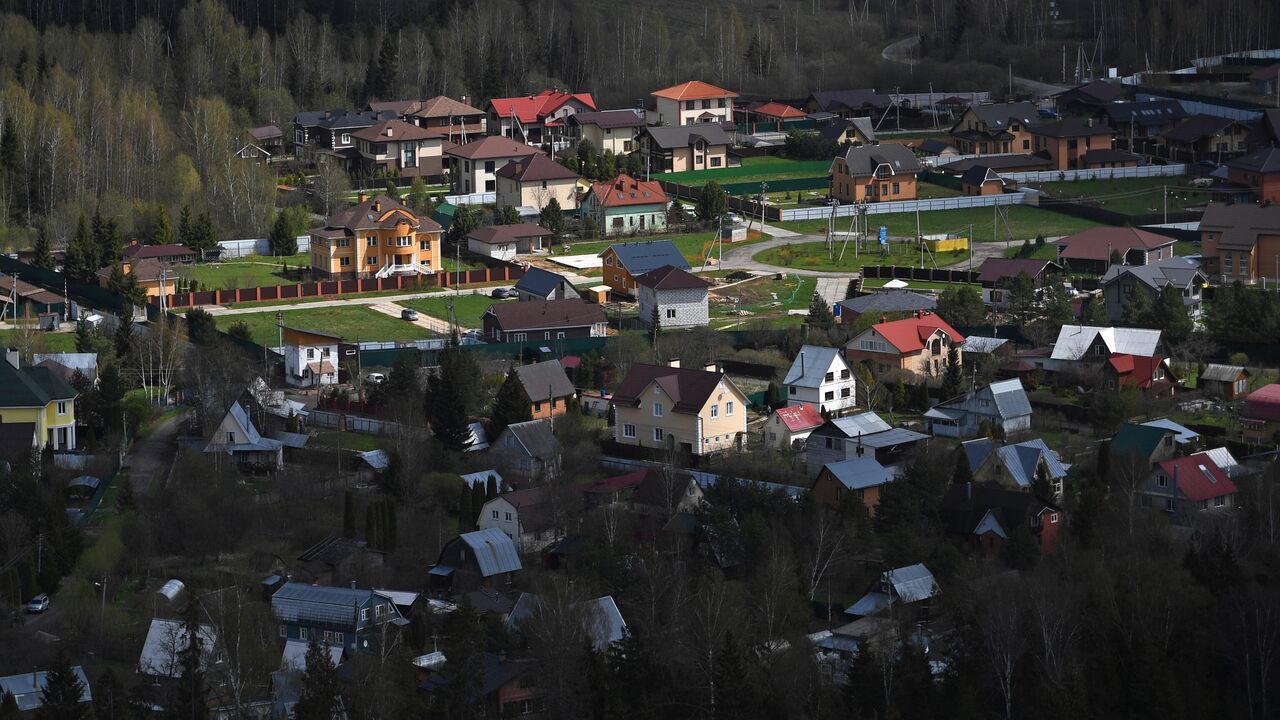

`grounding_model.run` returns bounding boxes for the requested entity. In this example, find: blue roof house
[924,379,1032,439]
[599,239,690,295]
[962,437,1069,499]
[430,528,523,594]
